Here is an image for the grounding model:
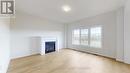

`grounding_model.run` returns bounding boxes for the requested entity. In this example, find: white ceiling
[16,0,125,23]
